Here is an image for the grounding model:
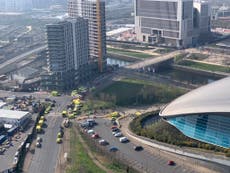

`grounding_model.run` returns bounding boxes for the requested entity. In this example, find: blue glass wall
[167,114,230,148]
